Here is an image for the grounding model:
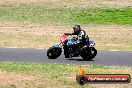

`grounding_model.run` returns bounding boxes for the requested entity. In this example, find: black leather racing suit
[64,30,87,57]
